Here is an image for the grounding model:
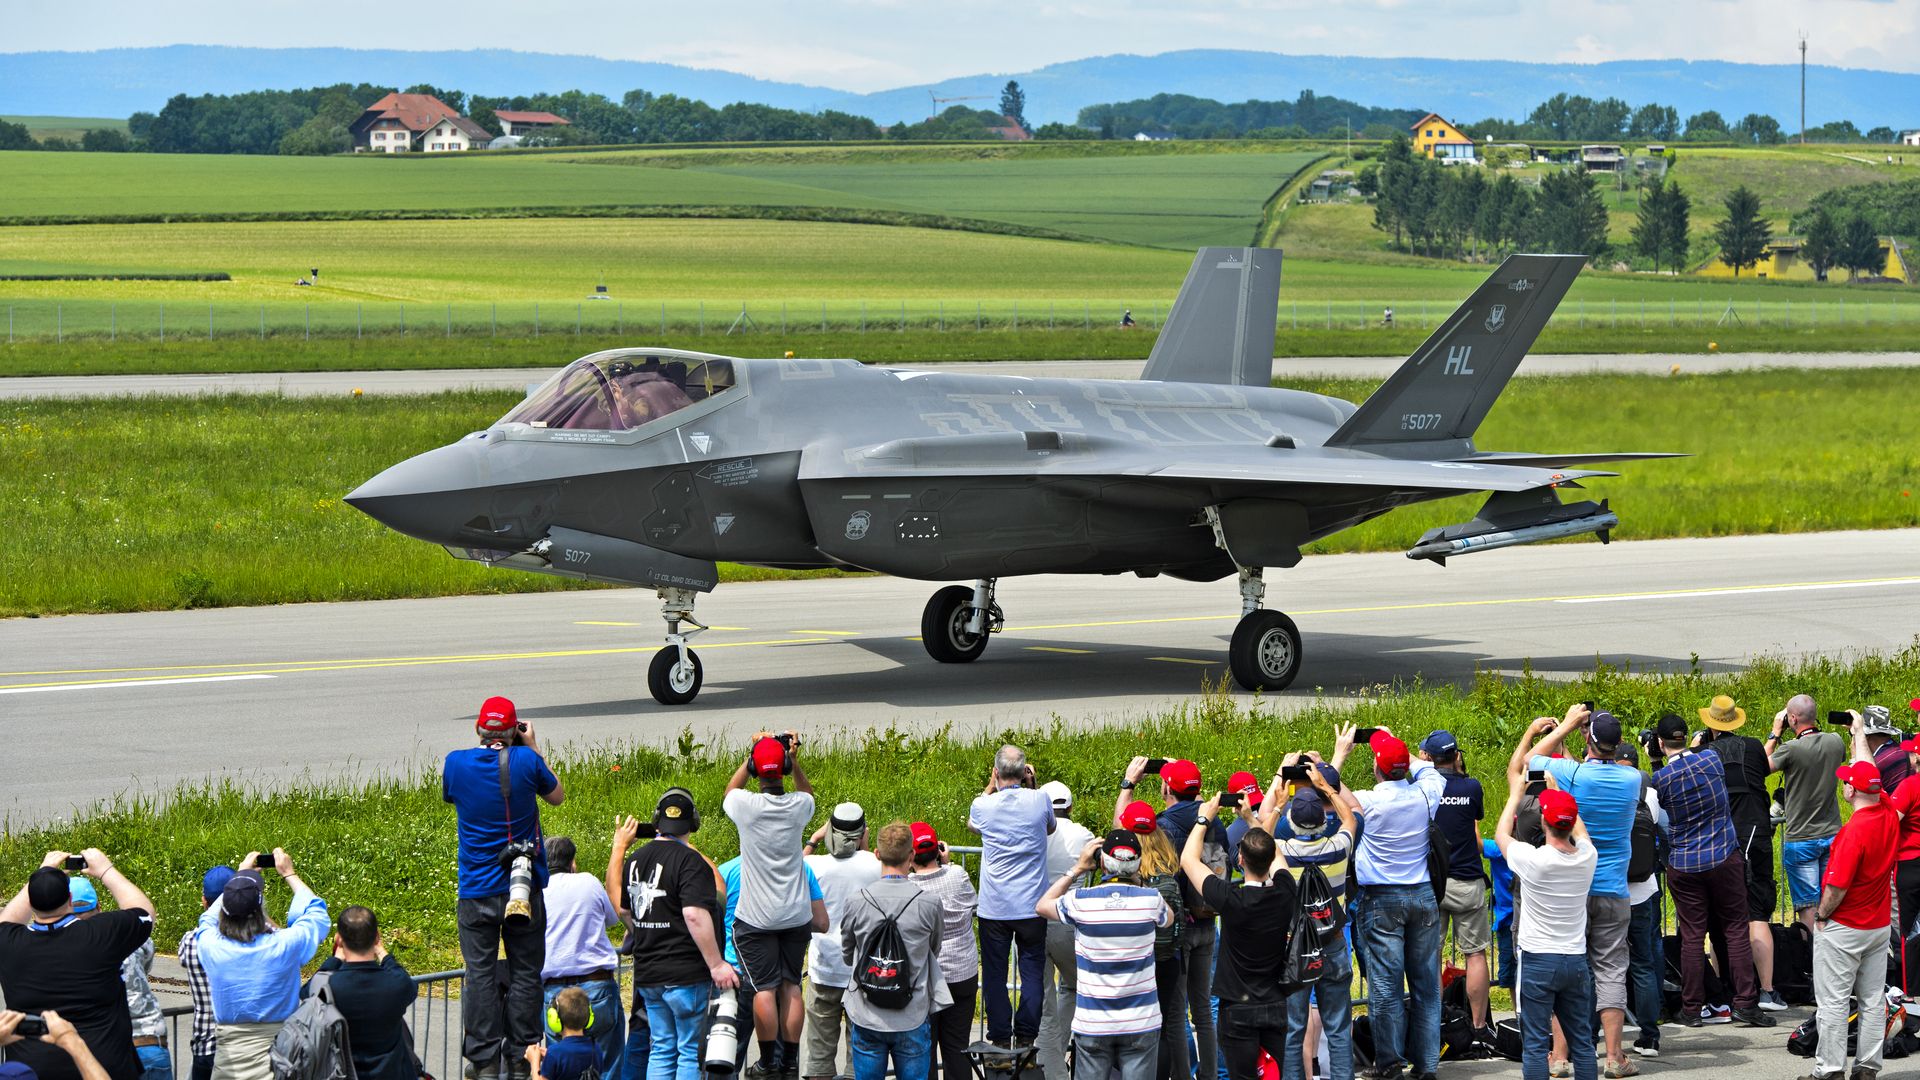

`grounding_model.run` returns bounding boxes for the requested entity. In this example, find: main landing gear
[1227,566,1302,692]
[647,587,706,705]
[921,578,1004,663]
